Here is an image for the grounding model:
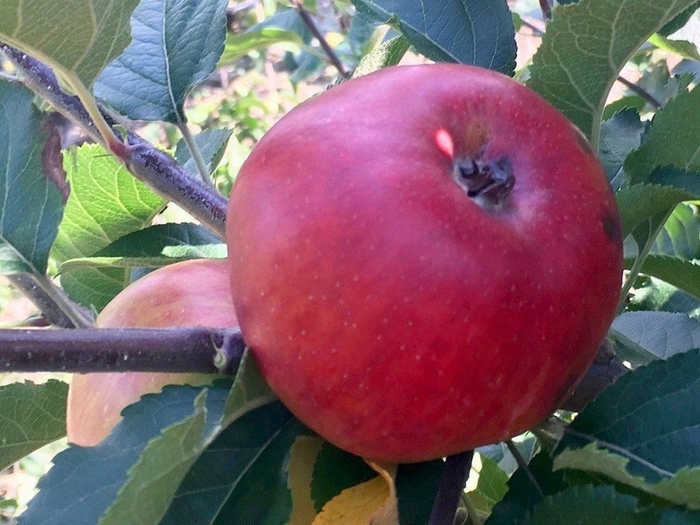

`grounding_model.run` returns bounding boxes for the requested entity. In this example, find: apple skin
[226,64,623,462]
[66,259,237,447]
